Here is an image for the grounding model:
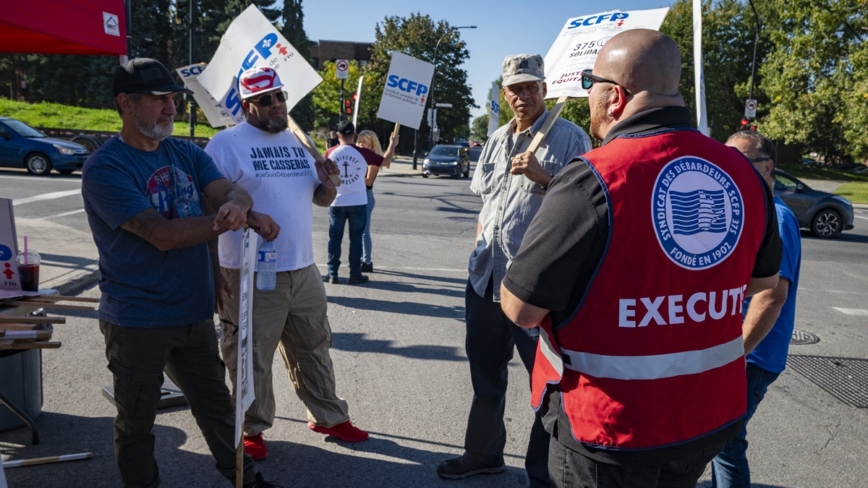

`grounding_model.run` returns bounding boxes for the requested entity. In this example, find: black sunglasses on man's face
[250,90,288,107]
[581,69,631,96]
